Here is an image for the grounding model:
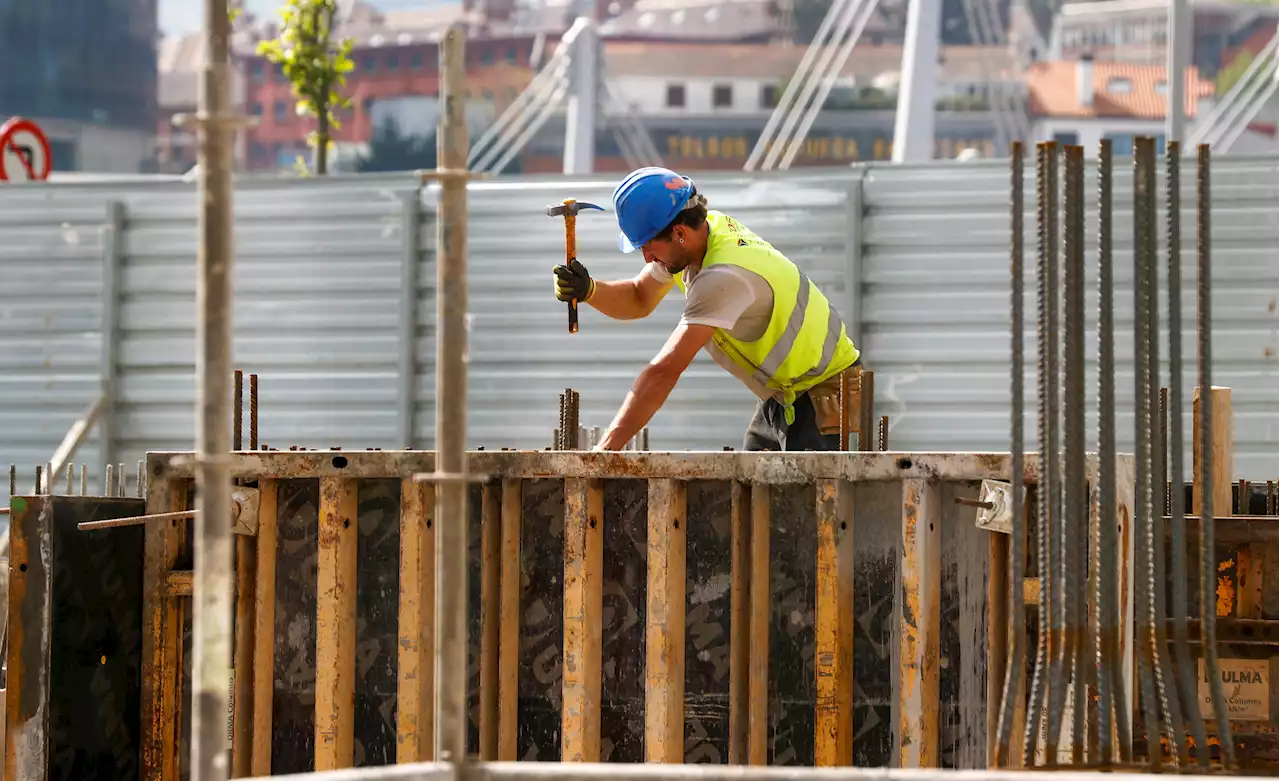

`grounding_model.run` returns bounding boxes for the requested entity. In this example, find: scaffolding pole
[433,23,472,766]
[193,0,236,778]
